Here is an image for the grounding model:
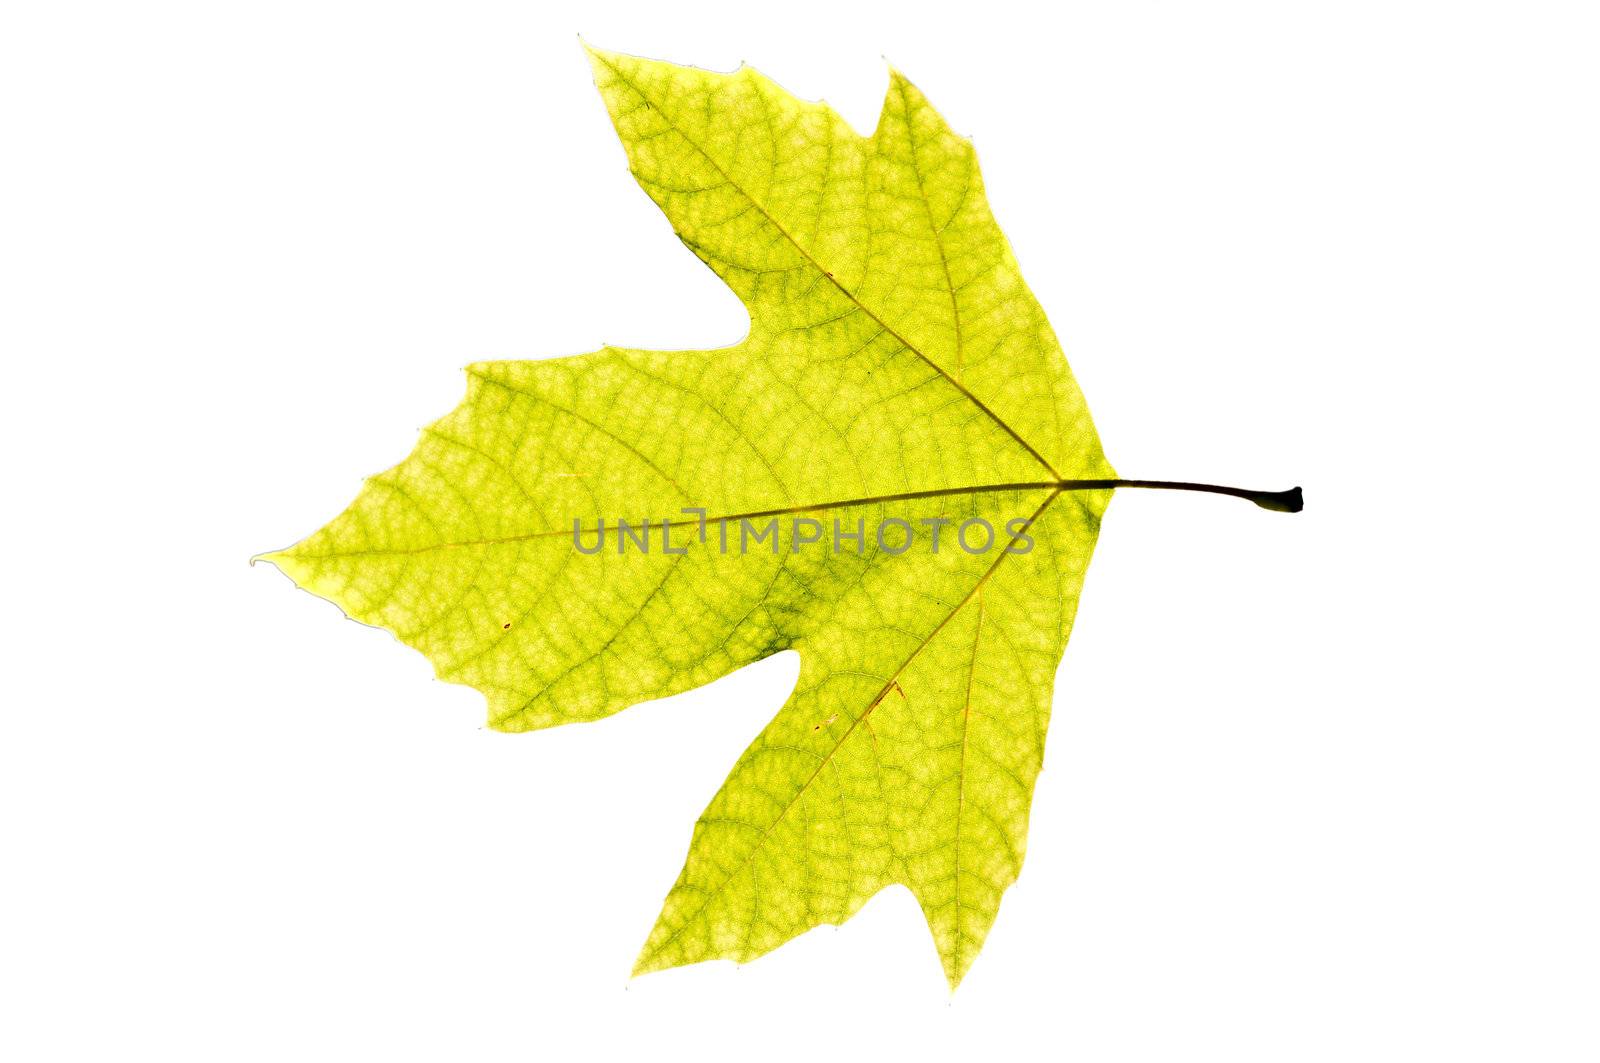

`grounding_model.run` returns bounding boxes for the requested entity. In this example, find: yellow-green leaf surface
[264,46,1118,989]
